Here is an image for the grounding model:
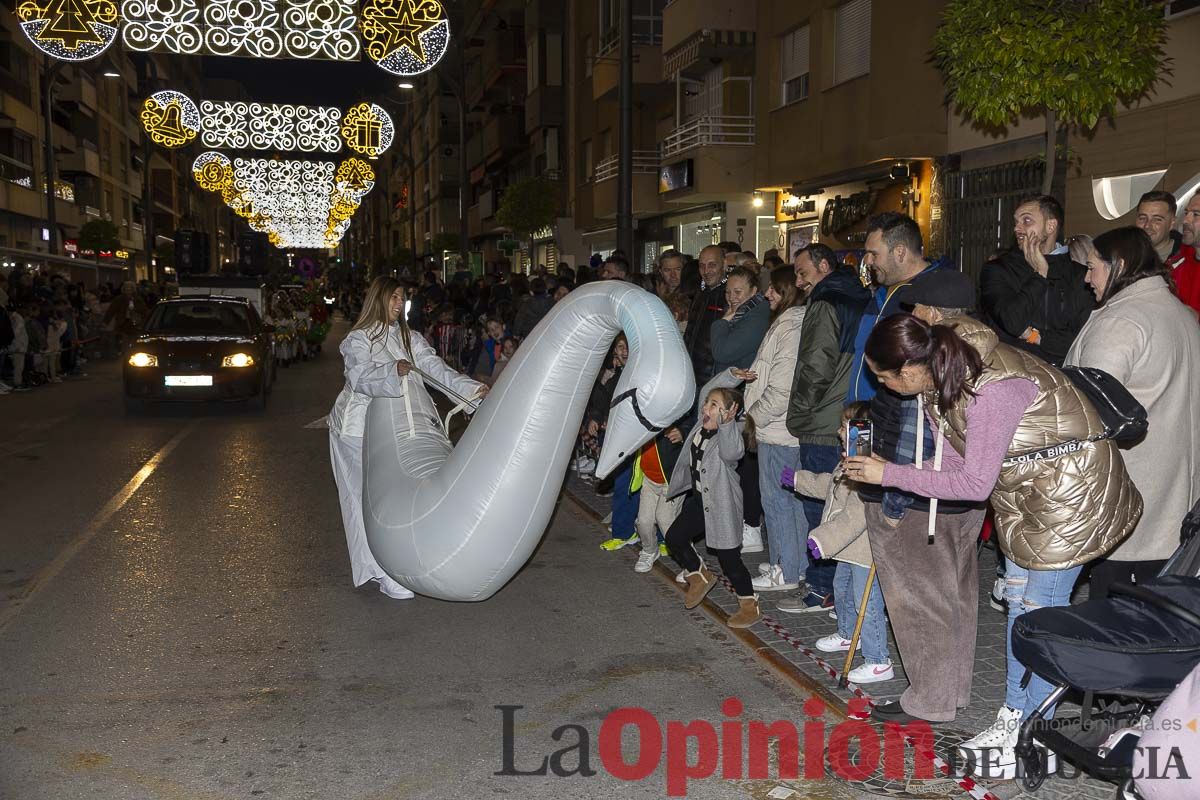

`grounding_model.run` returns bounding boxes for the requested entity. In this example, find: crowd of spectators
[538,189,1200,782]
[0,269,168,394]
